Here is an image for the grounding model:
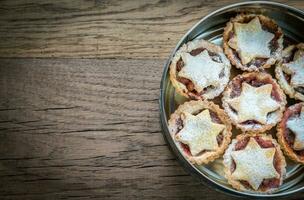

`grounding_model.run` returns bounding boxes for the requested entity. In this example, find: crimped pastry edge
[168,100,232,165]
